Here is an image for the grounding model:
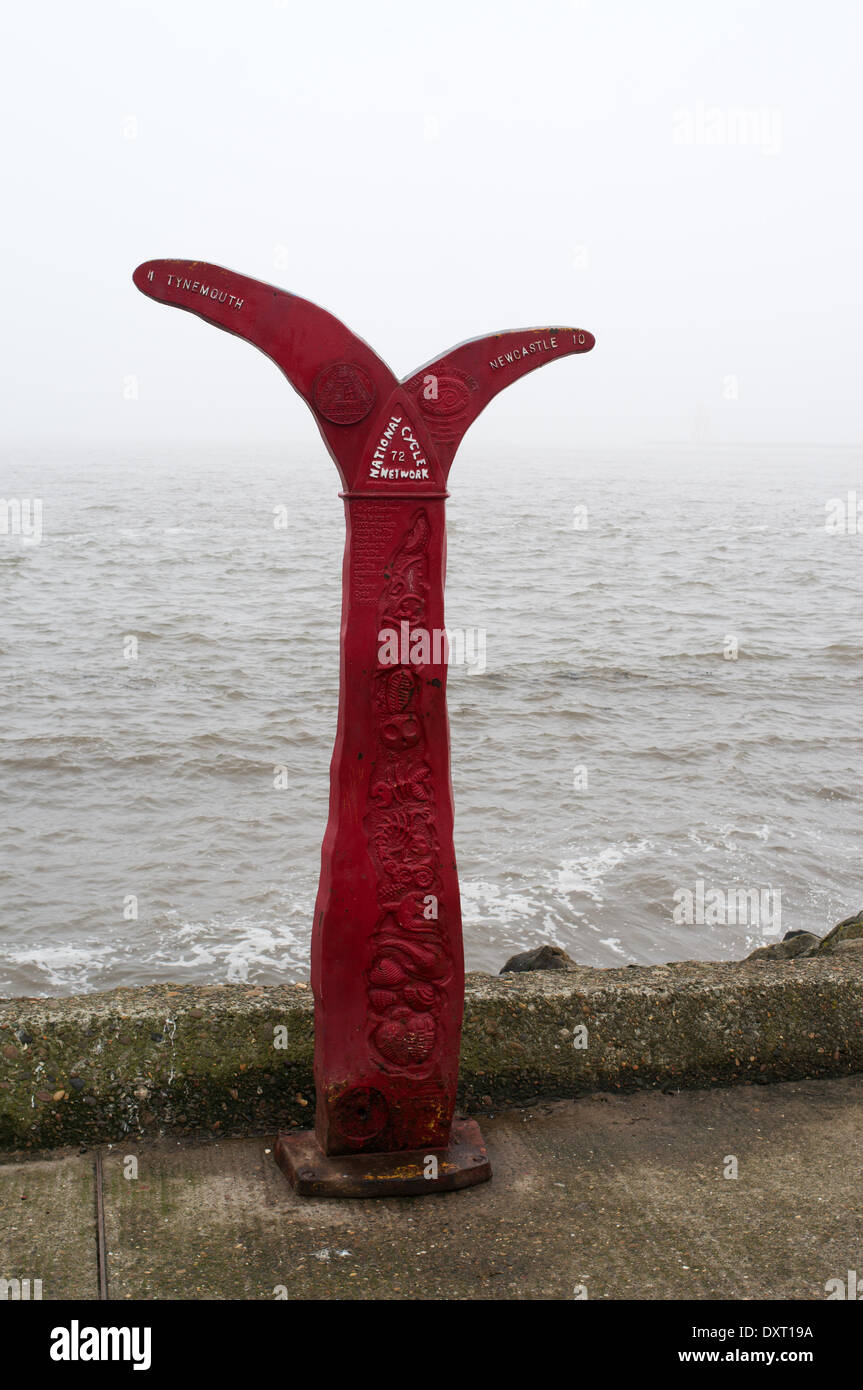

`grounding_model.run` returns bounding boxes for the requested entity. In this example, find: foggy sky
[3,0,862,453]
